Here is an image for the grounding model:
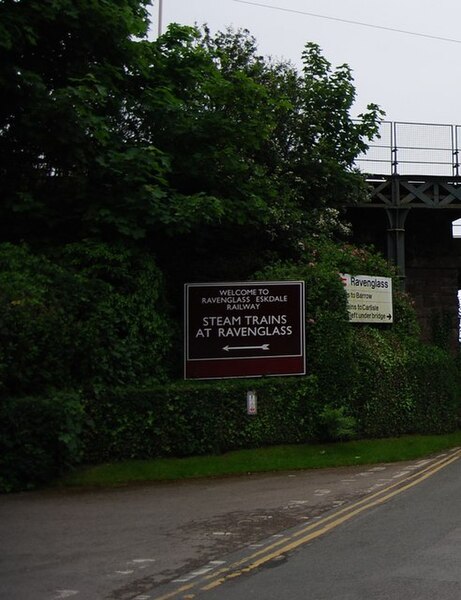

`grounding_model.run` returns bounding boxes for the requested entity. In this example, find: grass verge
[57,431,461,489]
